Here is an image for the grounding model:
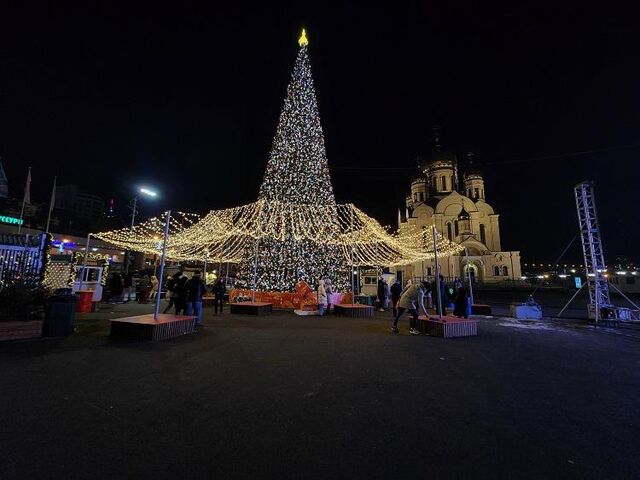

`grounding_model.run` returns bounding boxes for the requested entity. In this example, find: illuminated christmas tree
[235,30,349,292]
[94,31,465,294]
